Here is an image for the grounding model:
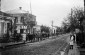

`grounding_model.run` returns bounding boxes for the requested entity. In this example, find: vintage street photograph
[0,0,84,55]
